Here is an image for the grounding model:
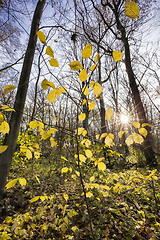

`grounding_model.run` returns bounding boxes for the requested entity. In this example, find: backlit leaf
[0,145,8,154]
[86,192,93,198]
[31,196,40,203]
[3,85,16,95]
[112,50,122,62]
[49,58,59,67]
[69,61,83,70]
[105,107,114,121]
[79,154,86,163]
[94,82,103,95]
[29,121,38,129]
[85,139,91,148]
[125,135,133,146]
[48,81,55,88]
[19,178,26,187]
[1,105,15,112]
[77,127,84,135]
[98,162,106,171]
[45,46,54,57]
[94,53,99,62]
[82,43,92,59]
[89,102,95,110]
[5,179,18,189]
[100,133,107,140]
[50,137,57,147]
[41,133,51,140]
[79,69,88,82]
[36,31,46,44]
[60,86,67,93]
[108,133,114,139]
[78,113,86,121]
[142,123,152,128]
[118,131,125,138]
[85,149,92,158]
[0,121,10,134]
[82,86,89,96]
[41,79,49,90]
[55,88,61,96]
[26,149,32,159]
[90,176,95,182]
[133,122,140,128]
[90,64,98,71]
[139,127,147,137]
[47,90,57,103]
[61,167,69,173]
[125,1,139,18]
[105,136,113,147]
[132,133,144,144]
